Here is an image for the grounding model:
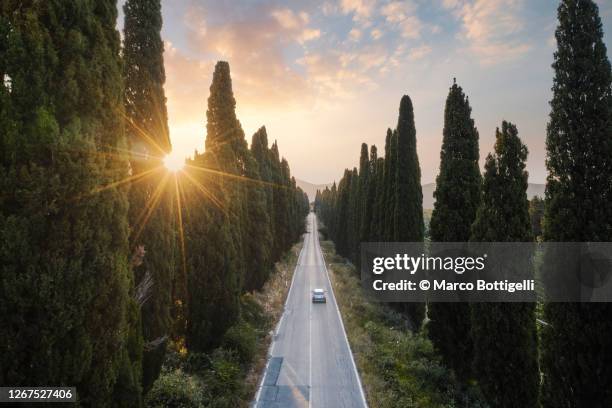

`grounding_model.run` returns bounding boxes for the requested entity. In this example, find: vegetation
[319,238,486,408]
[146,241,303,408]
[541,0,612,406]
[0,2,133,404]
[2,0,612,407]
[0,3,307,406]
[123,0,175,395]
[470,122,539,408]
[427,80,481,380]
[529,196,545,240]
